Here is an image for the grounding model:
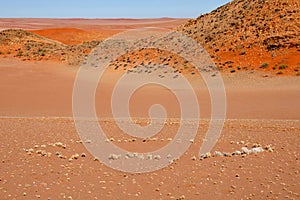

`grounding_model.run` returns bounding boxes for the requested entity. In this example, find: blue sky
[0,0,232,18]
